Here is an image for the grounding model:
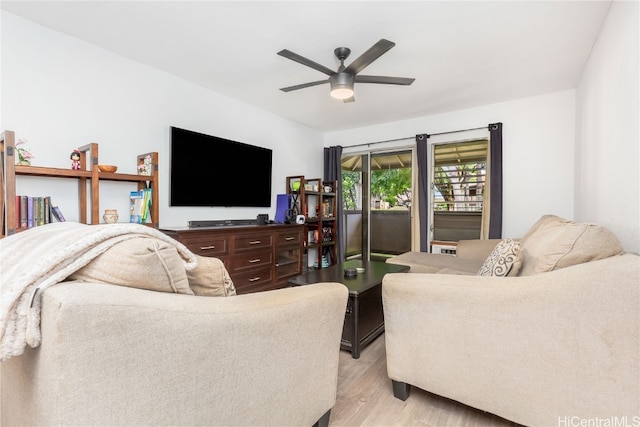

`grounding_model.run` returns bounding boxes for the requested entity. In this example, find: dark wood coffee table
[288,260,409,359]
